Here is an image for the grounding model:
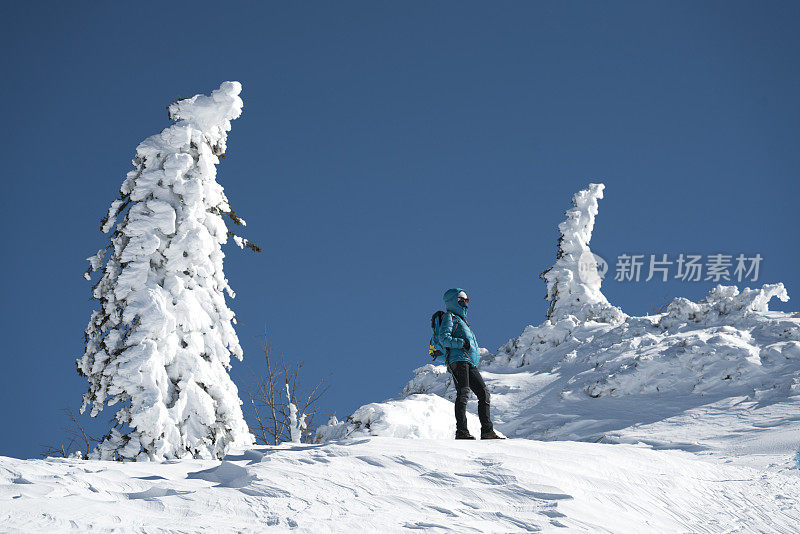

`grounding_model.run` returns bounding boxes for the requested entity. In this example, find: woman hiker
[437,288,504,440]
